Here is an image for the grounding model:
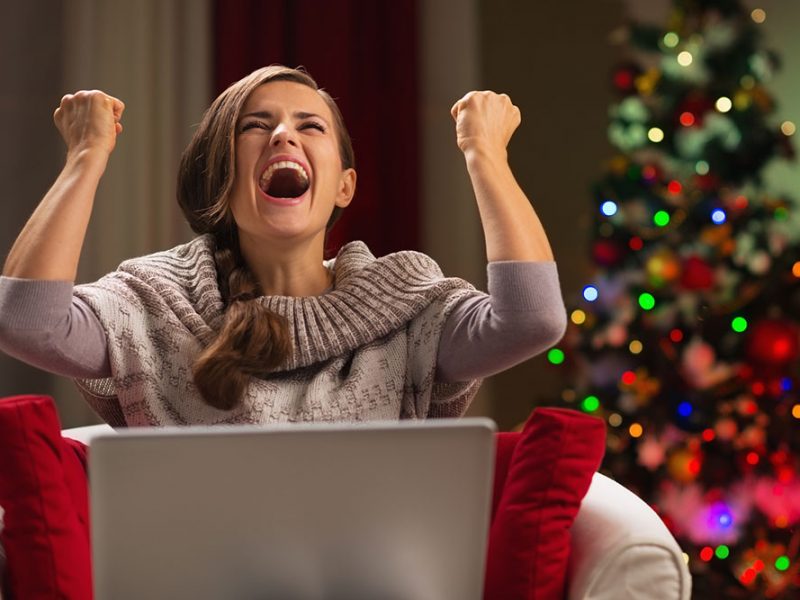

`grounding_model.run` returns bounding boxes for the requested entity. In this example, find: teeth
[259,160,309,188]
